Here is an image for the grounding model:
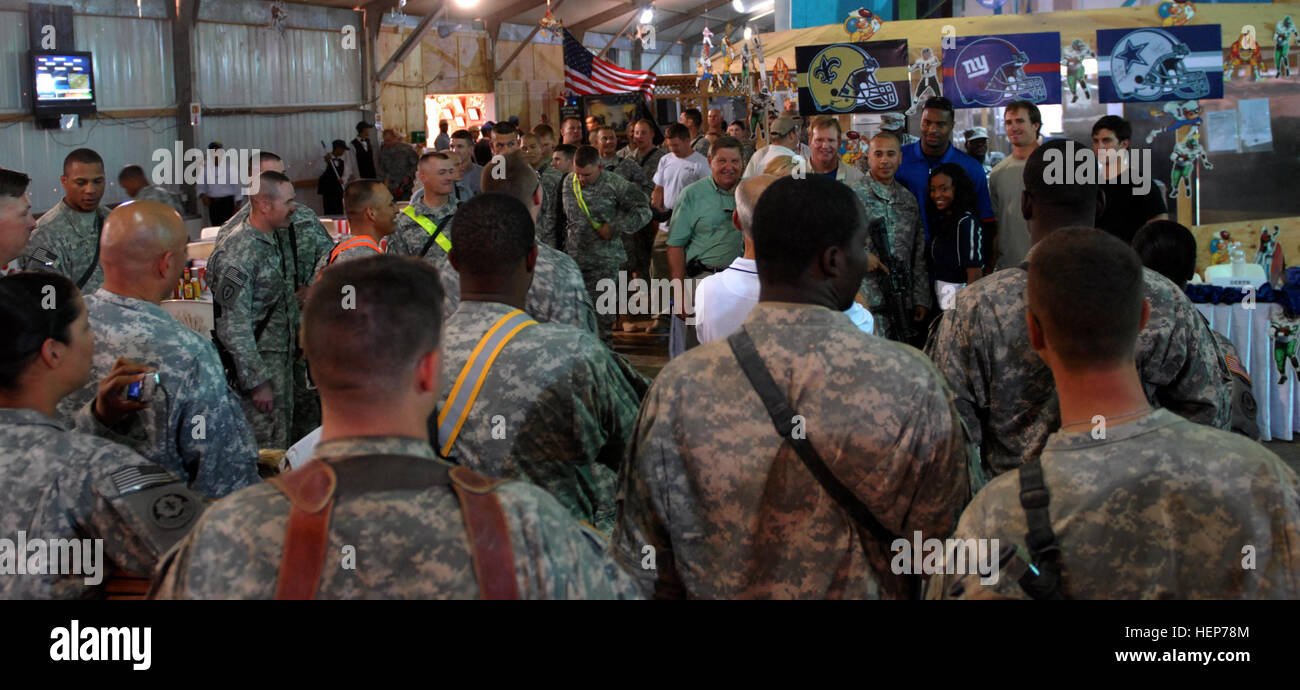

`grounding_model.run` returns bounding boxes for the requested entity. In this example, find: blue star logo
[1114,39,1149,72]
